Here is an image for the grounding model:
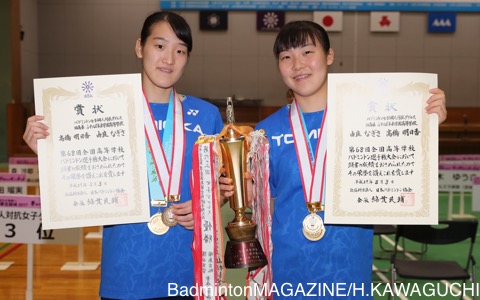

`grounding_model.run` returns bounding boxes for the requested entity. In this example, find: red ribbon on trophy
[246,131,273,300]
[192,138,226,300]
[192,98,272,299]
